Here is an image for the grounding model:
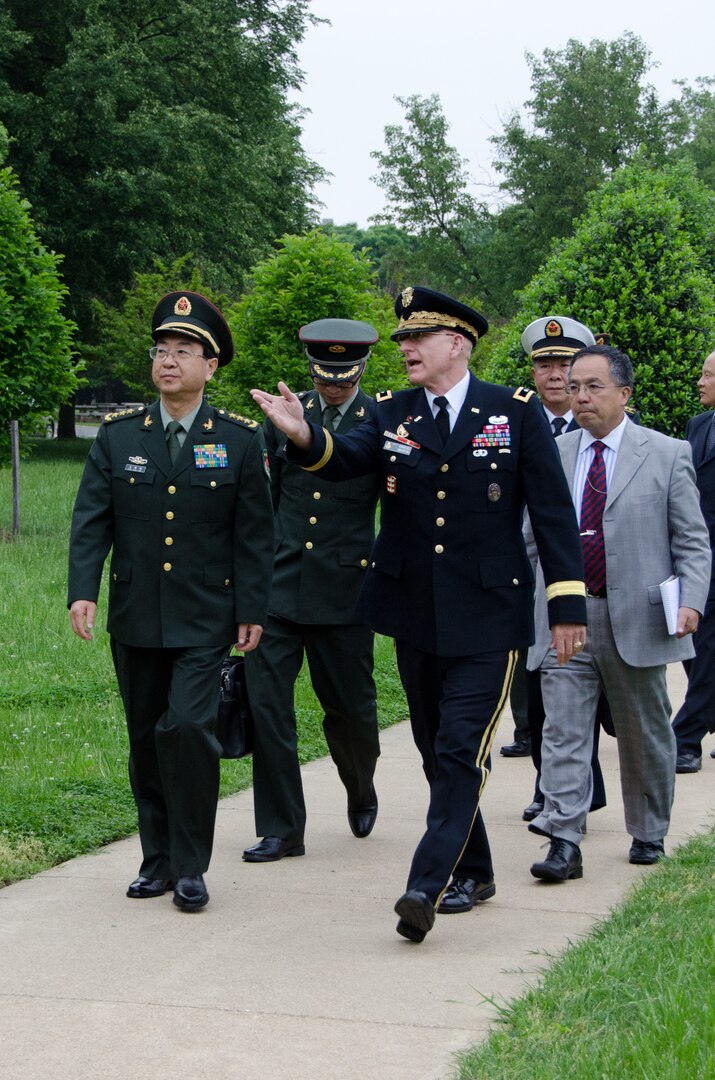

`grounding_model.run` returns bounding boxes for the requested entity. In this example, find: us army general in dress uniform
[243,319,381,863]
[251,287,587,943]
[68,292,274,911]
